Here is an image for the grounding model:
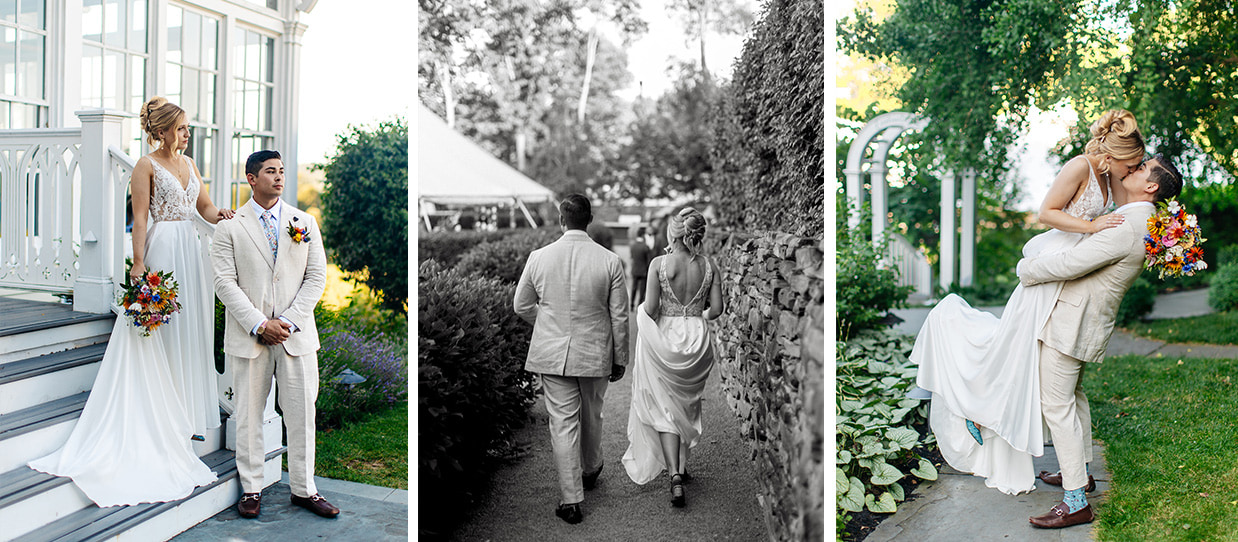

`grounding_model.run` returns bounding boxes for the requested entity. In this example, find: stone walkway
[445,310,766,541]
[876,289,1238,541]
